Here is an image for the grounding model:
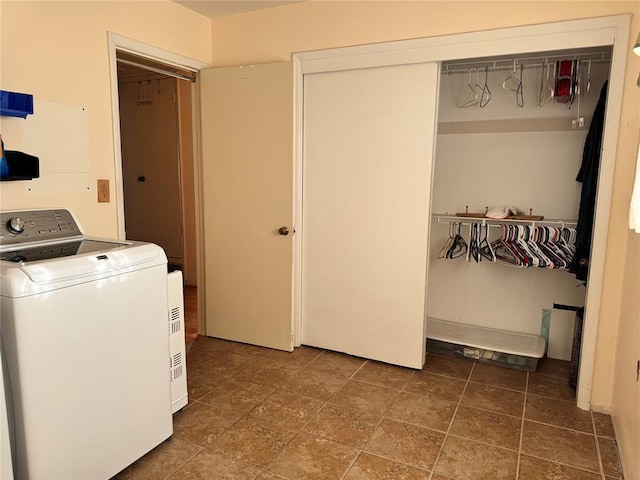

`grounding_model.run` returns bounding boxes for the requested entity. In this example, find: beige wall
[210,1,639,67]
[612,224,640,479]
[0,0,211,237]
[210,0,640,409]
